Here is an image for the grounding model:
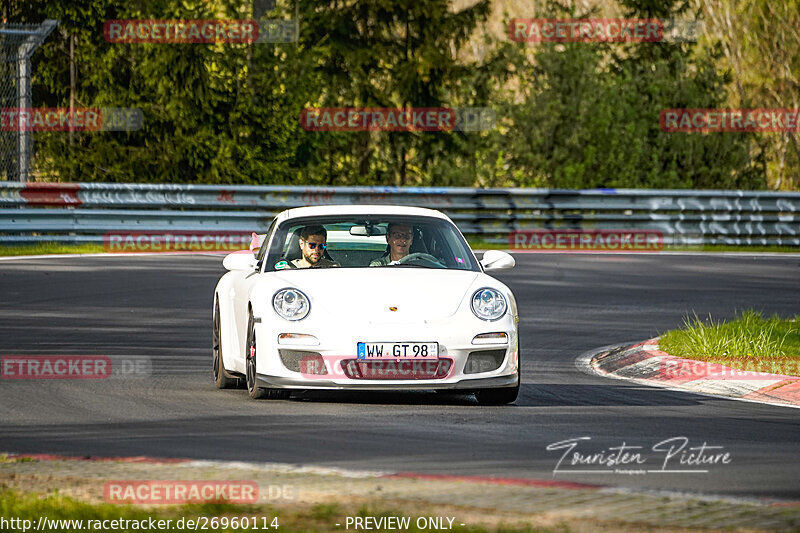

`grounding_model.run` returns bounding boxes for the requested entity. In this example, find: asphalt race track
[0,253,798,500]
